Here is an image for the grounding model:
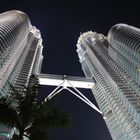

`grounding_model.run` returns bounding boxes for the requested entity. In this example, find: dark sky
[1,0,140,140]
